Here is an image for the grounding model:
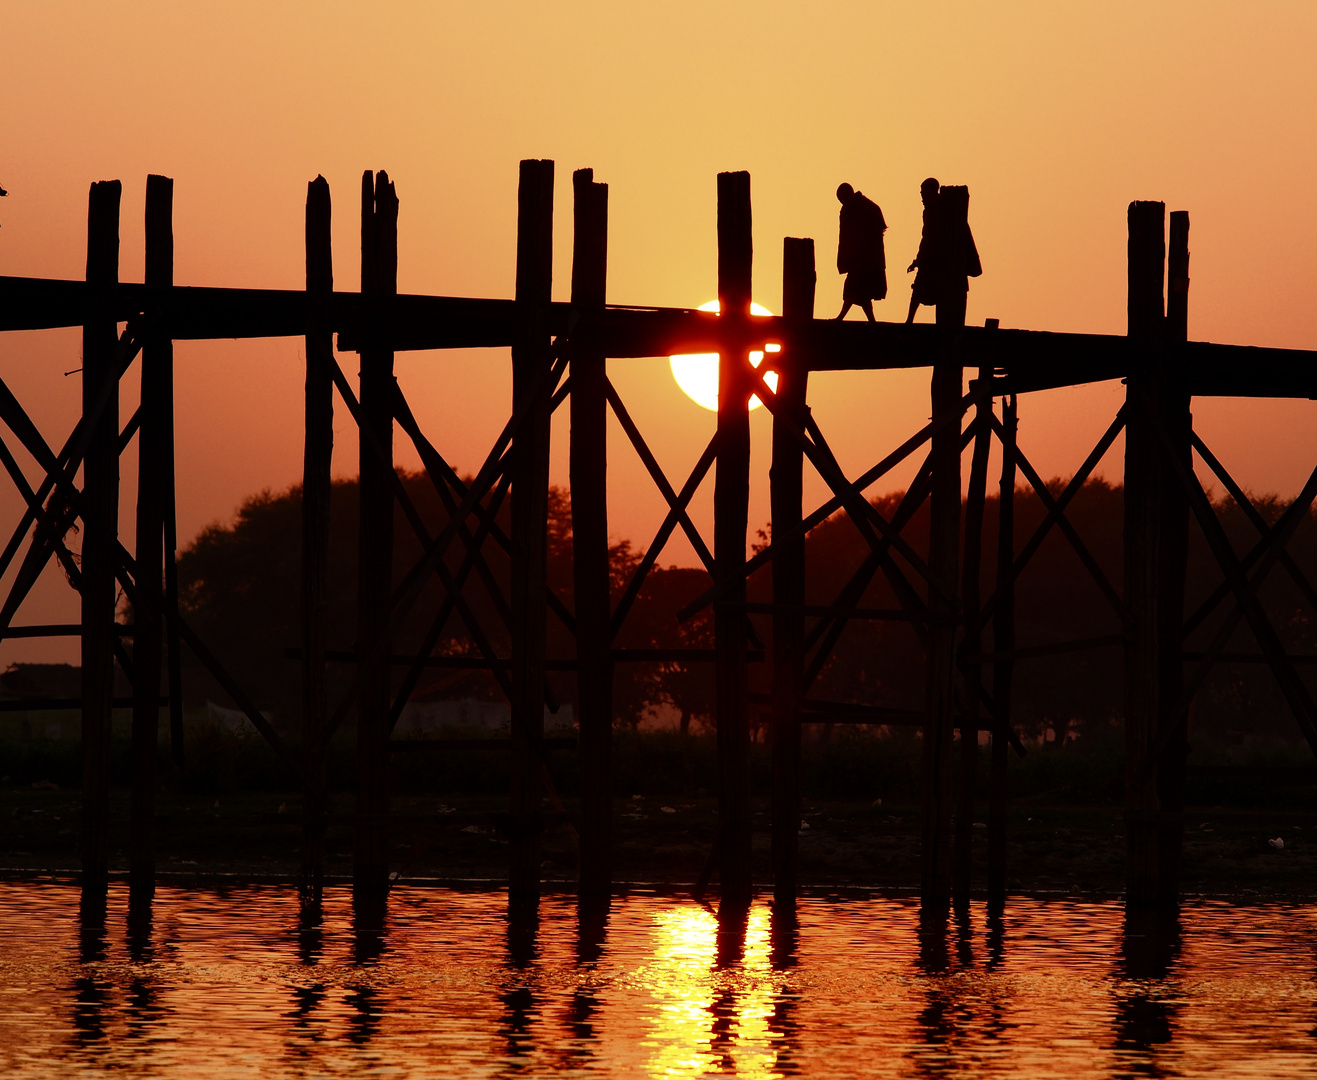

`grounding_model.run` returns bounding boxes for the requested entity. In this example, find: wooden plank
[80,179,120,924]
[570,167,612,905]
[130,174,172,908]
[771,236,814,908]
[355,170,397,908]
[301,175,333,910]
[509,158,555,917]
[988,394,1017,916]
